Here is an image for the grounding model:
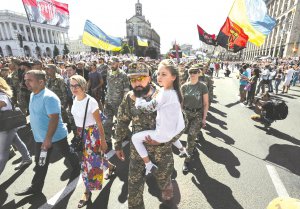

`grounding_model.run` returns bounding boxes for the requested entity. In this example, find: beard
[133,83,151,98]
